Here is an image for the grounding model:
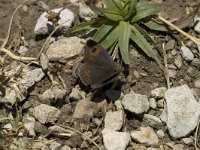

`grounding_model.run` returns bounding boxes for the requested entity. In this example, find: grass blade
[119,21,130,64]
[100,26,119,49]
[131,0,159,22]
[92,24,114,42]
